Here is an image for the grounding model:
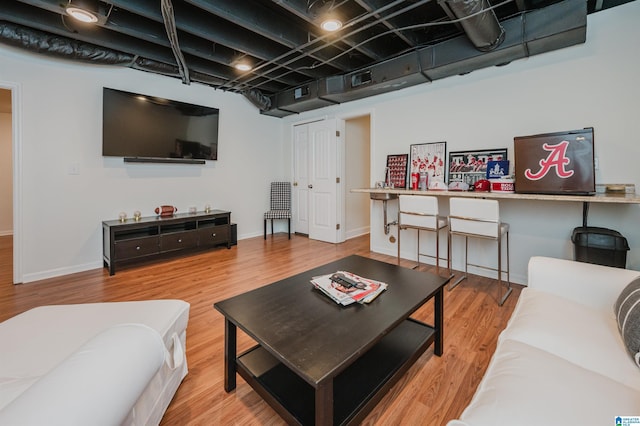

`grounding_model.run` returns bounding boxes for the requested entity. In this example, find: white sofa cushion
[0,324,165,426]
[457,339,640,426]
[527,256,640,312]
[500,288,640,391]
